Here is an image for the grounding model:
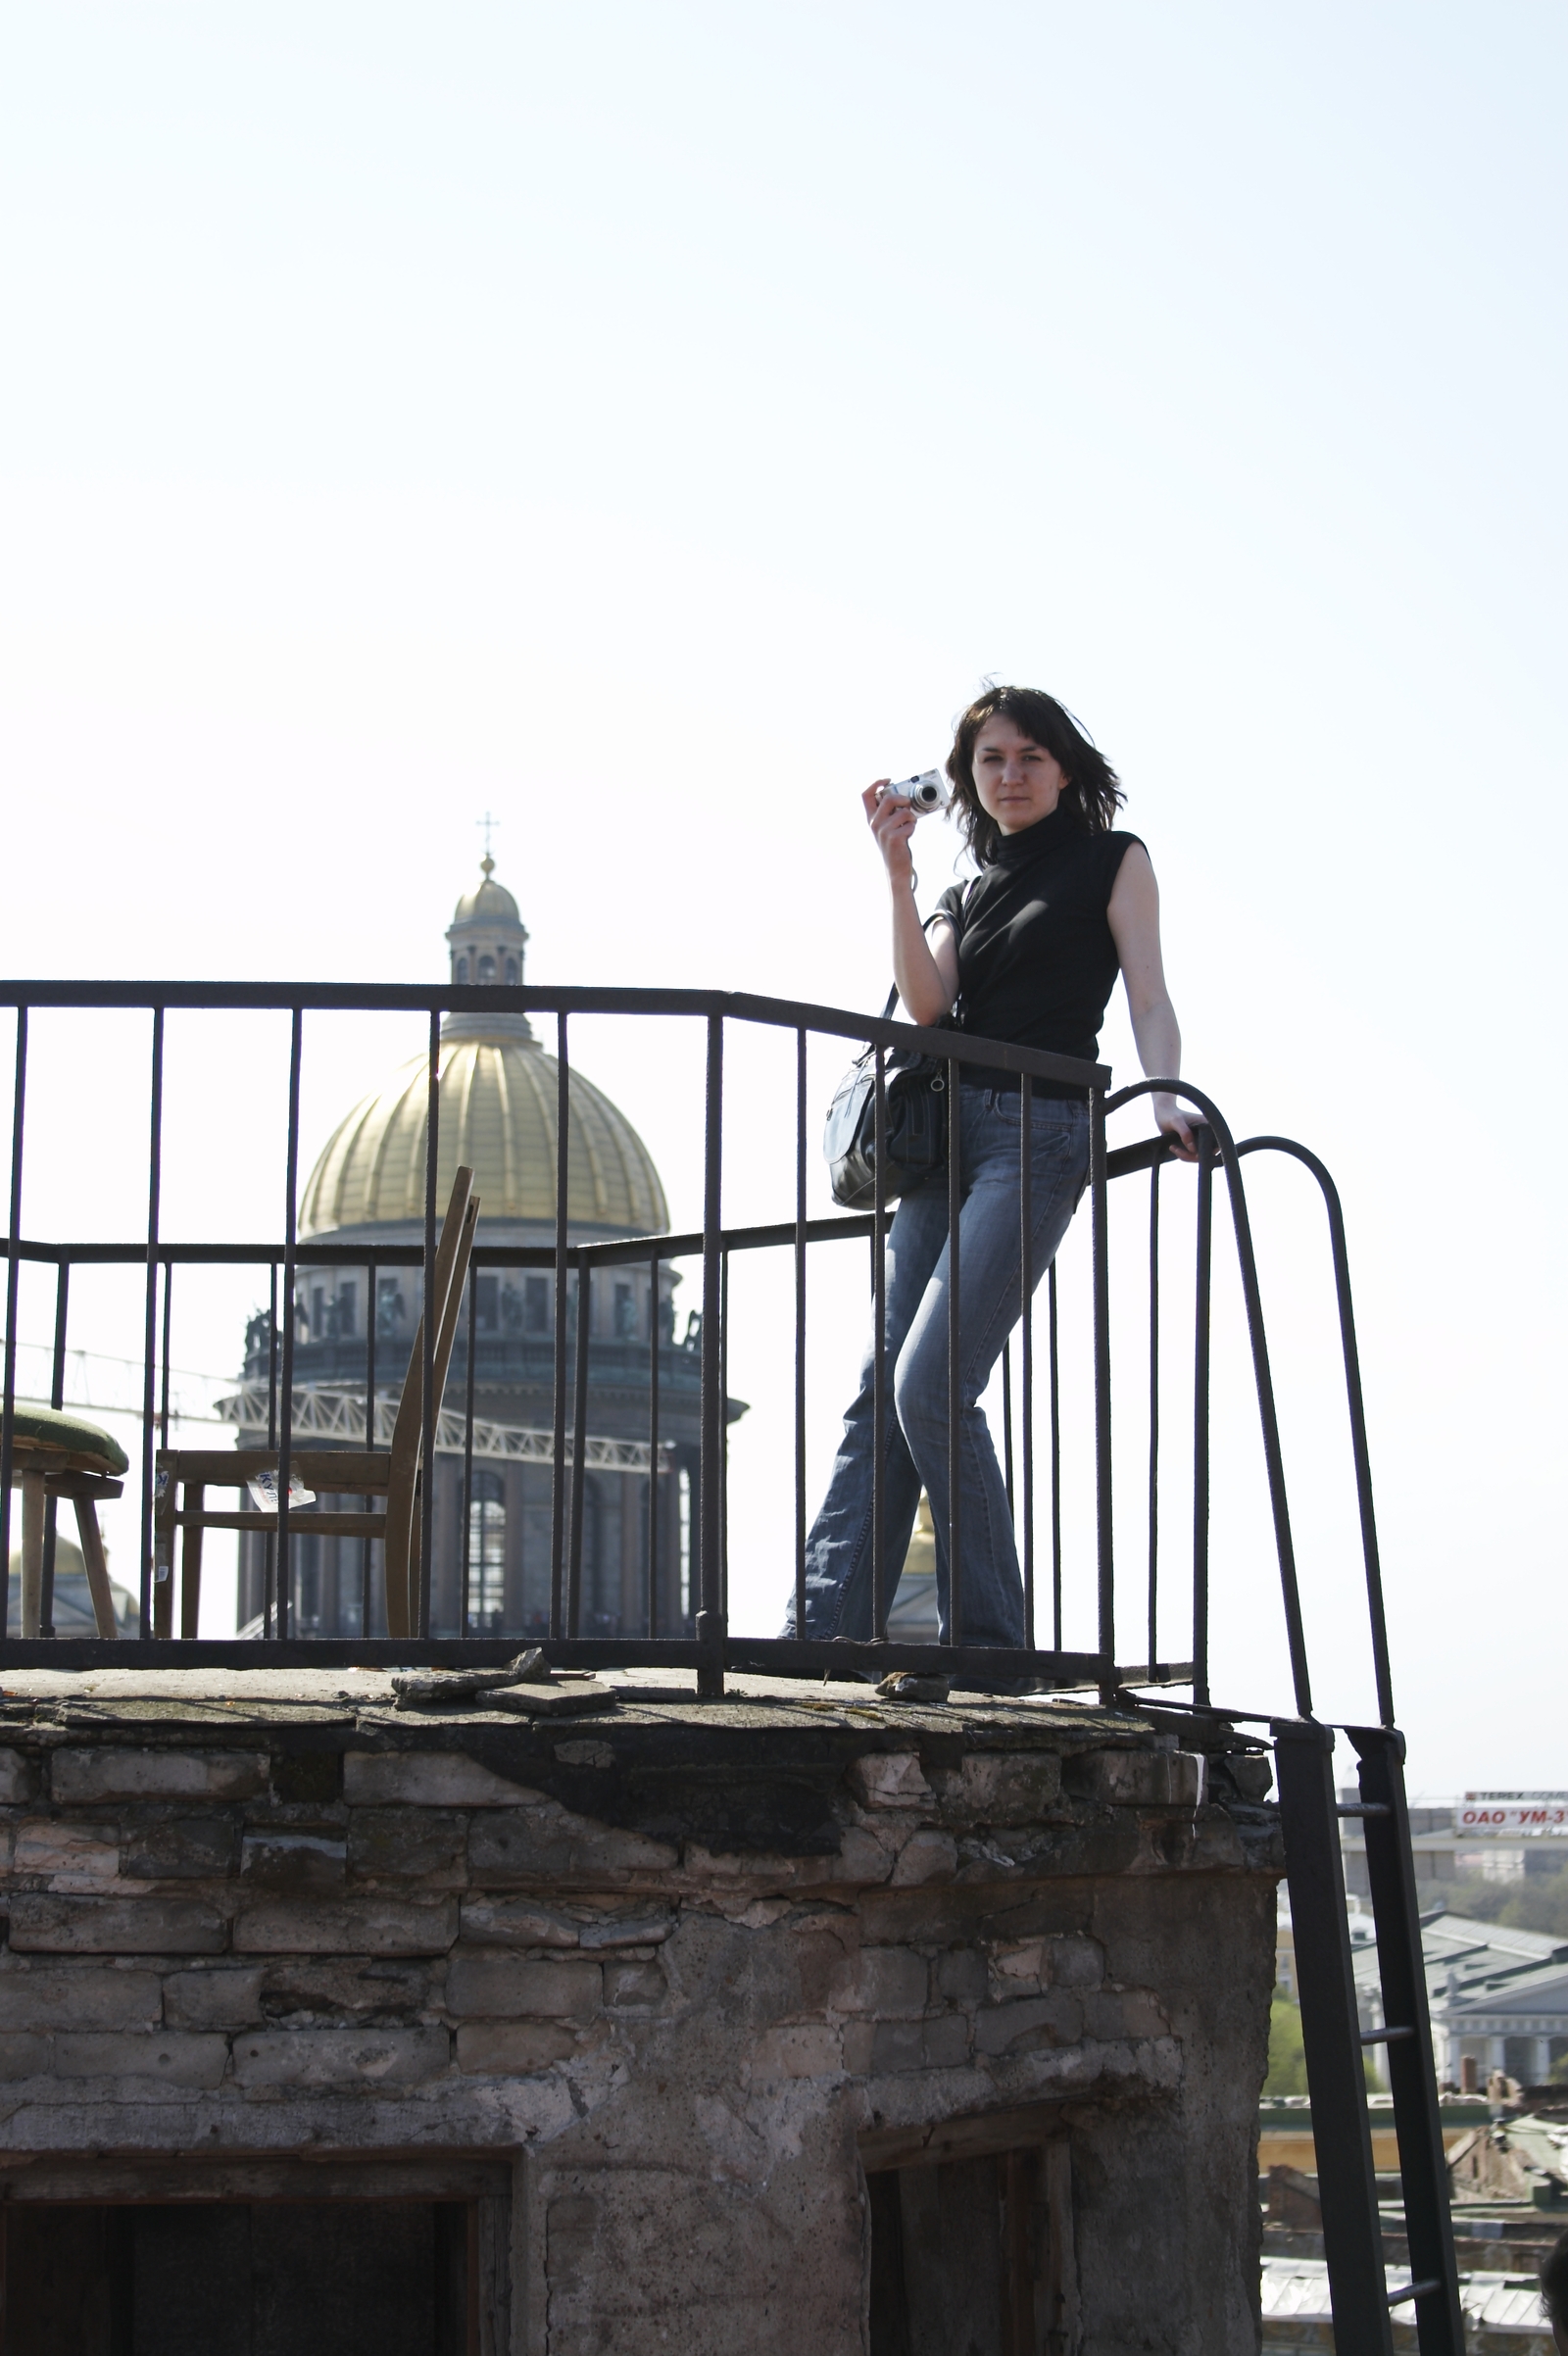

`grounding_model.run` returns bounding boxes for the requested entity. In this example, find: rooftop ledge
[0,1667,1280,1879]
[0,1662,1216,1749]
